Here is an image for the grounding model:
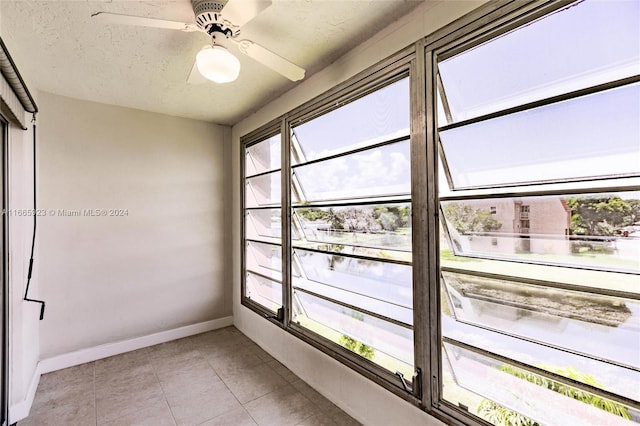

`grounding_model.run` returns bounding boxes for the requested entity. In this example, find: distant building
[453,198,572,256]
